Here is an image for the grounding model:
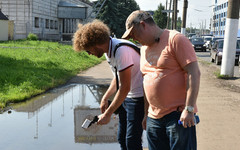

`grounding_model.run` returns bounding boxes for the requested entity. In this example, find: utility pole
[221,0,240,77]
[172,0,174,29]
[181,0,188,35]
[165,0,168,28]
[166,0,168,10]
[166,0,172,29]
[172,0,178,30]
